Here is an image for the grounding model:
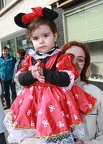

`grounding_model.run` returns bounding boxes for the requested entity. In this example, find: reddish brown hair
[17,48,26,57]
[61,41,90,84]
